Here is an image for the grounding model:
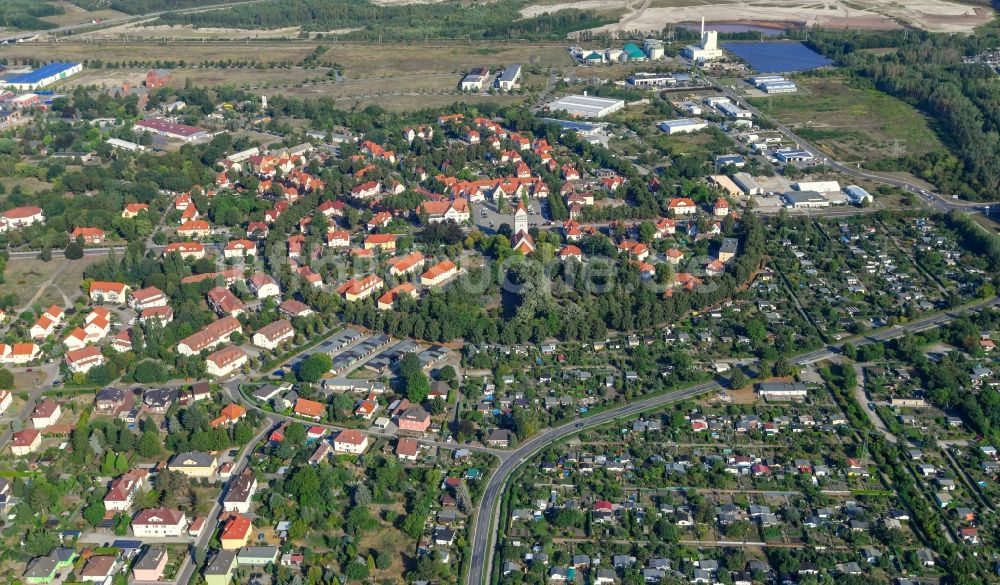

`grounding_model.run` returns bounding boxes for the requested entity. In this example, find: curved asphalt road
[466,296,1000,585]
